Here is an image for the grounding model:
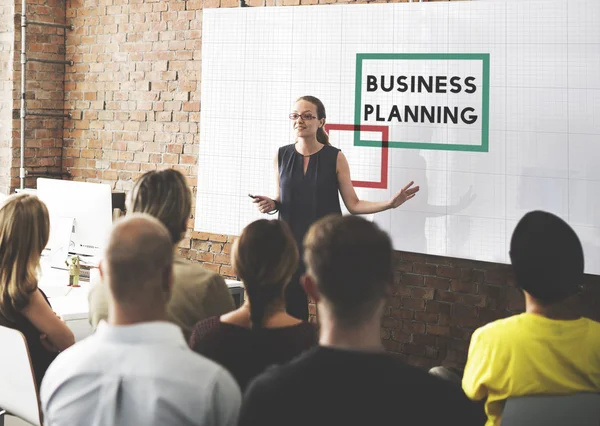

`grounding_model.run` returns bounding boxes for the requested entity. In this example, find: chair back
[0,325,42,426]
[500,393,600,426]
